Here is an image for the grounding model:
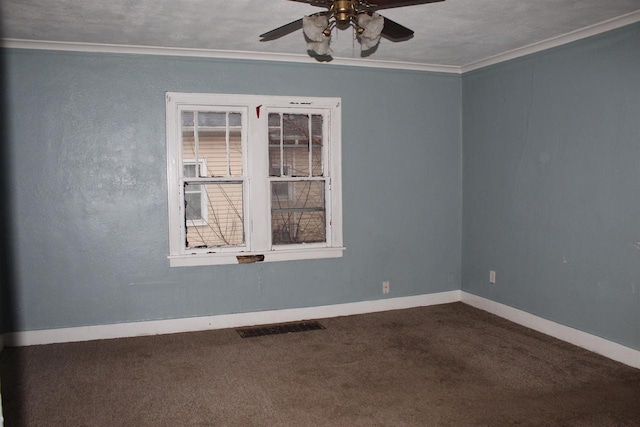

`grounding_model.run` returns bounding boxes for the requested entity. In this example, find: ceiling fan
[260,0,445,58]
